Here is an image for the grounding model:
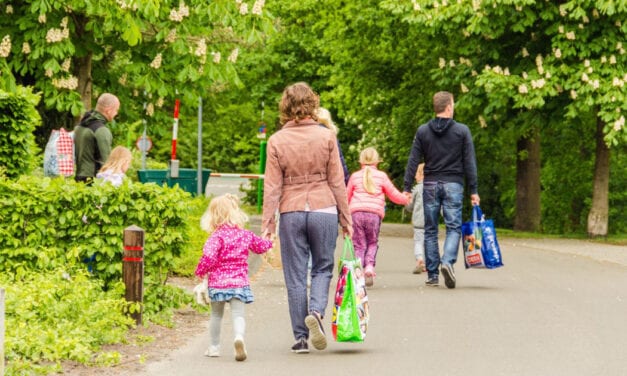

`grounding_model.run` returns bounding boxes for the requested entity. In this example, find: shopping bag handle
[472,205,484,222]
[342,236,357,261]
